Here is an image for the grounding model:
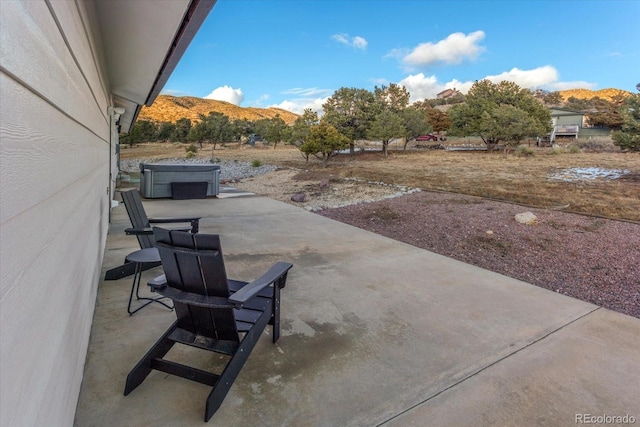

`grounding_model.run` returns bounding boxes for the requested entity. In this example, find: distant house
[436,88,462,100]
[548,107,611,142]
